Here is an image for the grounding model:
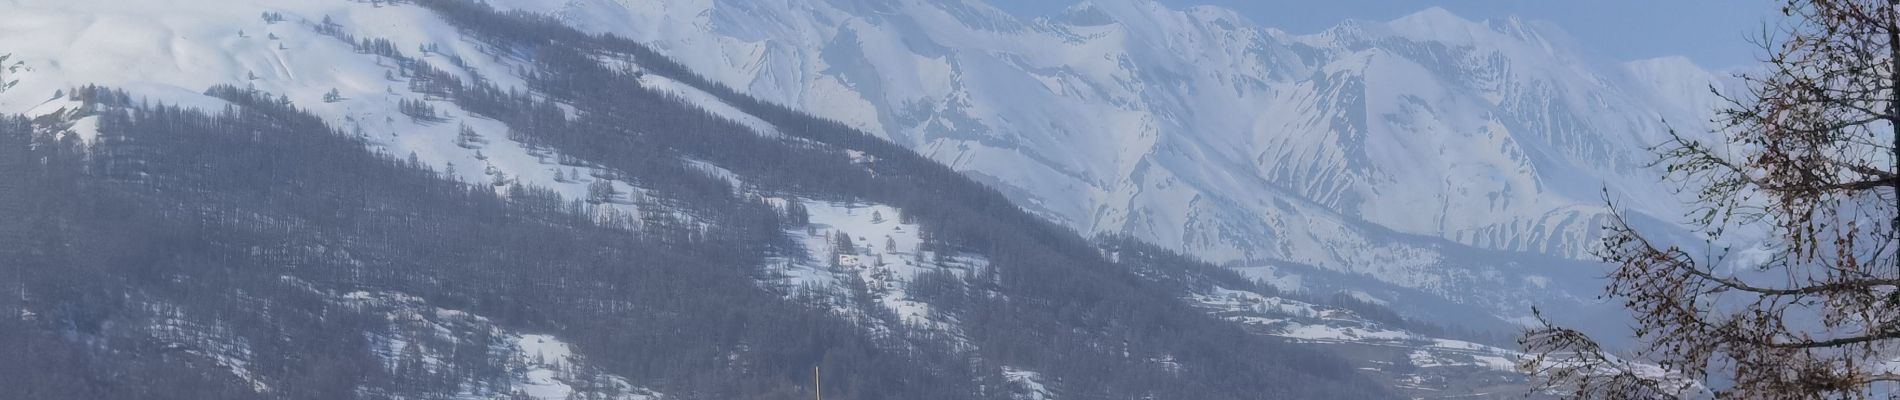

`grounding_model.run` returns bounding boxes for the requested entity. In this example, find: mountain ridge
[0,0,1453,397]
[477,0,1733,331]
